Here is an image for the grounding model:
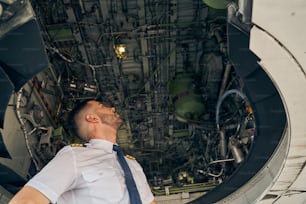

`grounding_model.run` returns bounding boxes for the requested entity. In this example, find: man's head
[68,100,123,141]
